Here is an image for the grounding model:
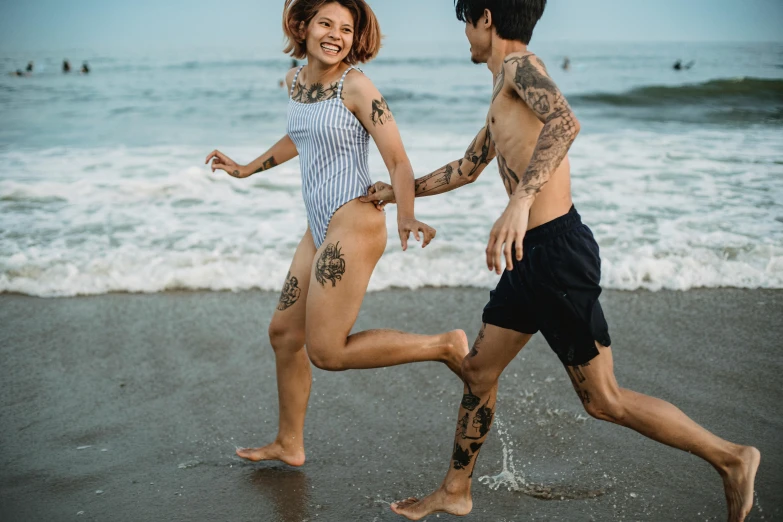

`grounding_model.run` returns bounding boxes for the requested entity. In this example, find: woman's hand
[205,150,246,178]
[398,217,436,251]
[361,181,396,210]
